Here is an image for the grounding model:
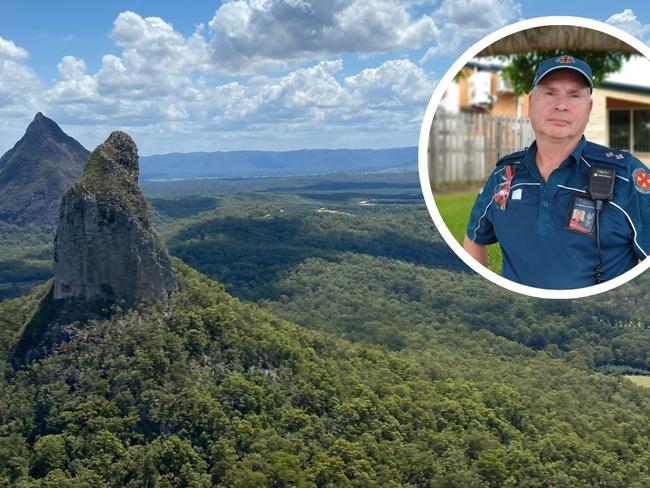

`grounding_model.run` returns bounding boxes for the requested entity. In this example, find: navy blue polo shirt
[466,138,650,289]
